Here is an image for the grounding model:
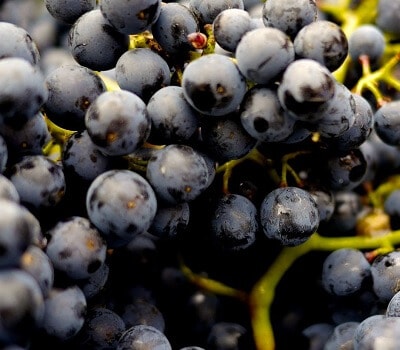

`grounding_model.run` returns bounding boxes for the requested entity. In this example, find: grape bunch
[3,0,400,349]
